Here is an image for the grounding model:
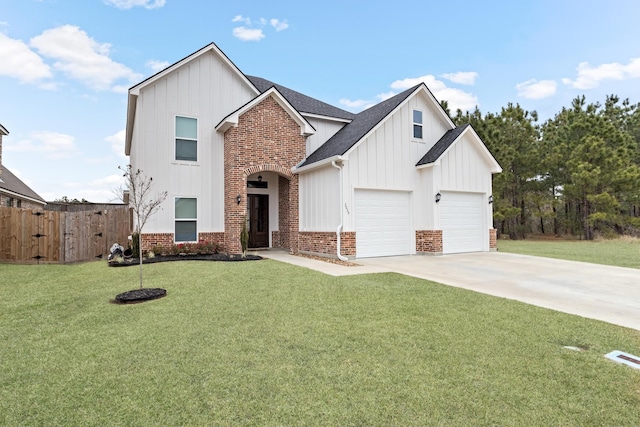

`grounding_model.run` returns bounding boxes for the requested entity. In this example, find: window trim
[412,109,424,141]
[174,196,198,243]
[175,115,198,162]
